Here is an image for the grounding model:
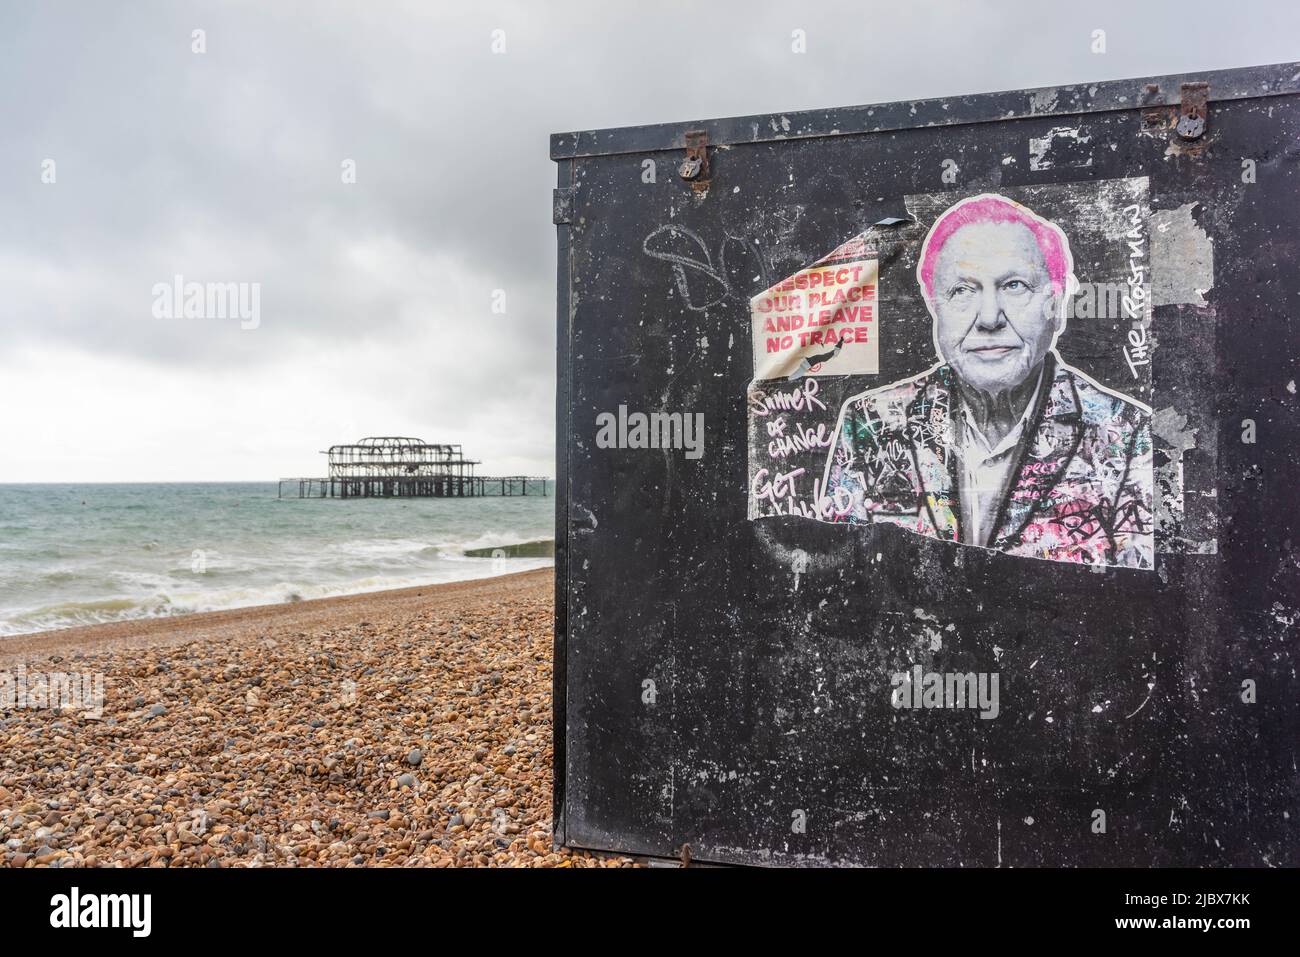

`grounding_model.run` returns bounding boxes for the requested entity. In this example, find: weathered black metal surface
[553,64,1300,866]
[551,63,1300,159]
